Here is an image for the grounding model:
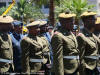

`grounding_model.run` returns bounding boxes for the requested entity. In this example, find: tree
[0,7,7,15]
[8,0,45,23]
[49,0,54,26]
[30,0,59,26]
[55,0,95,25]
[30,0,49,7]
